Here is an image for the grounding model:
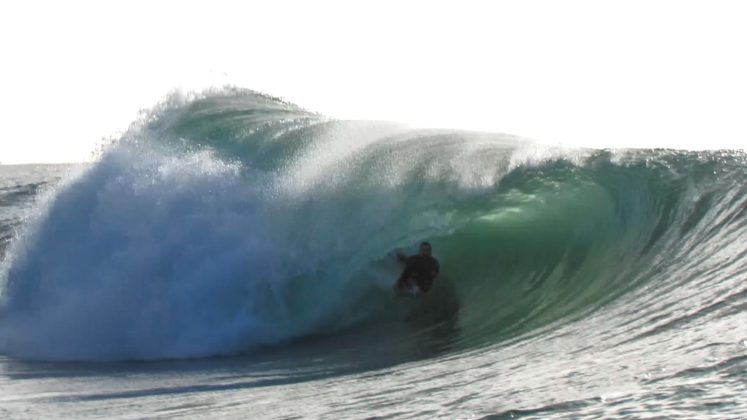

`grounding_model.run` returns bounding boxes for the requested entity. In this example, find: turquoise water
[1,89,746,418]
